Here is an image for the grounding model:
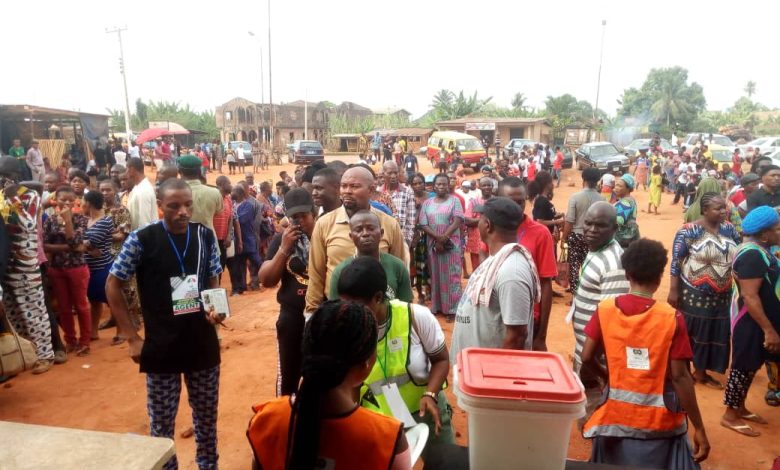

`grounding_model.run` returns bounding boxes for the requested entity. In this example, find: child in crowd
[684,173,698,209]
[648,165,663,215]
